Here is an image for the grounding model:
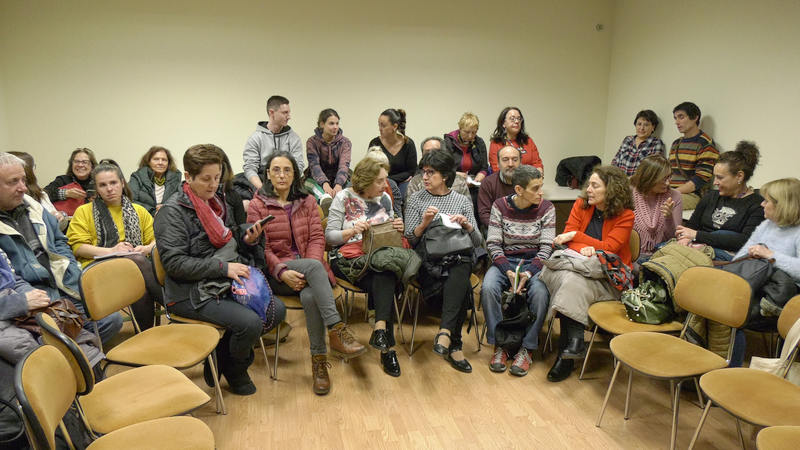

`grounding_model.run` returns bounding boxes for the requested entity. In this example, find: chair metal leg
[409,290,420,357]
[480,322,487,344]
[394,293,405,344]
[693,377,704,408]
[272,323,281,380]
[624,368,633,420]
[596,360,622,427]
[258,337,271,380]
[59,420,76,450]
[544,315,556,354]
[579,325,599,380]
[470,293,481,352]
[688,399,714,450]
[735,419,746,449]
[670,380,682,450]
[73,400,99,440]
[669,380,675,412]
[206,353,227,415]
